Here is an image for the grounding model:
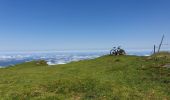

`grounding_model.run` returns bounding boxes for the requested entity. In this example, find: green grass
[0,54,170,100]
